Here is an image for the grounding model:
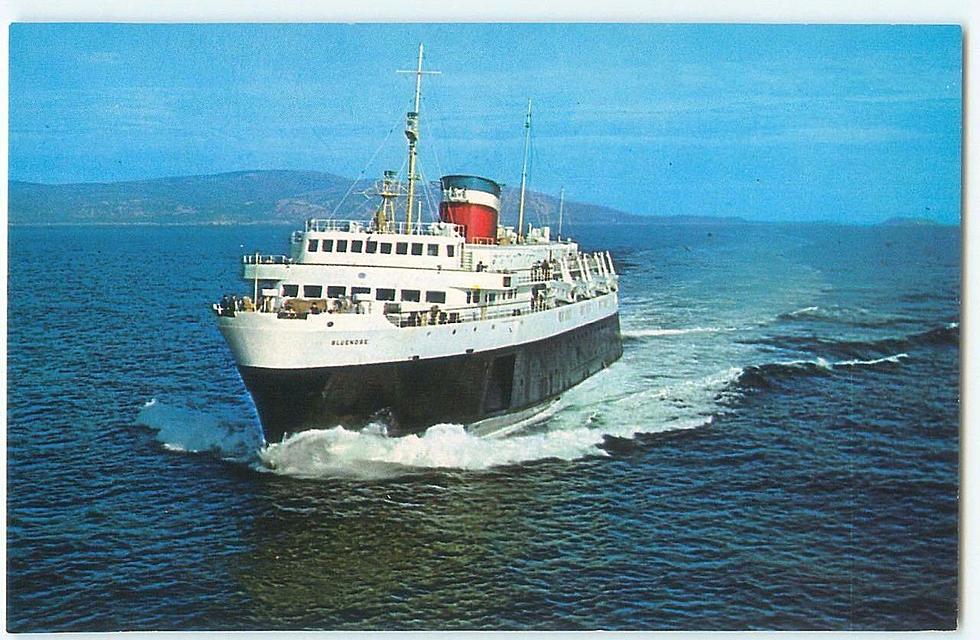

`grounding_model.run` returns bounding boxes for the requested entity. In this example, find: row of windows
[465,289,517,304]
[307,238,455,258]
[281,284,446,304]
